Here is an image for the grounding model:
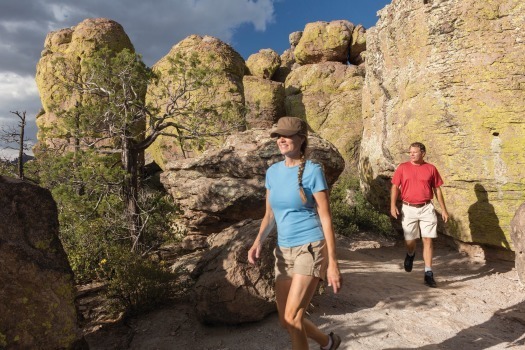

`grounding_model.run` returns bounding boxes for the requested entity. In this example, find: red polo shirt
[391,161,444,204]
